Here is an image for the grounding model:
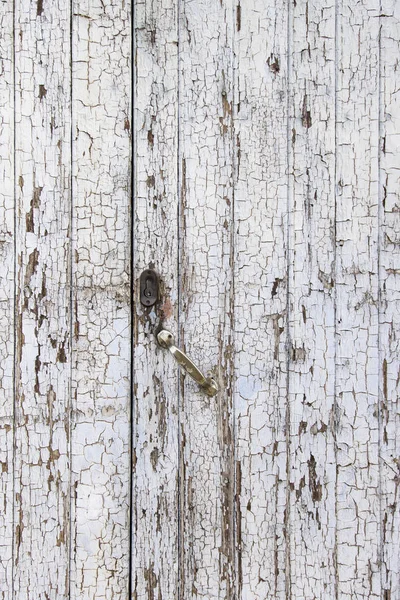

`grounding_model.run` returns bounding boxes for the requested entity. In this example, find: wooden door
[1,0,399,599]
